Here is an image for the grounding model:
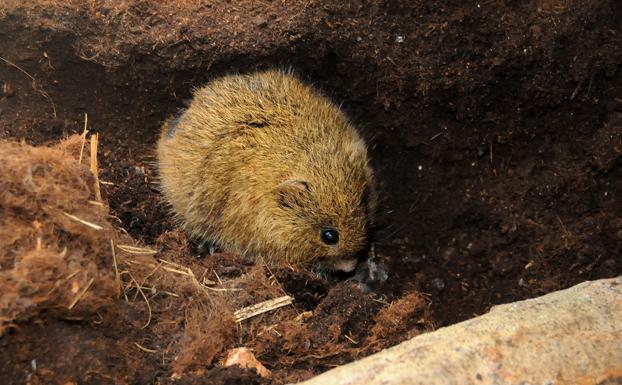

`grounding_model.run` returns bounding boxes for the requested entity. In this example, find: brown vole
[157,70,376,272]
